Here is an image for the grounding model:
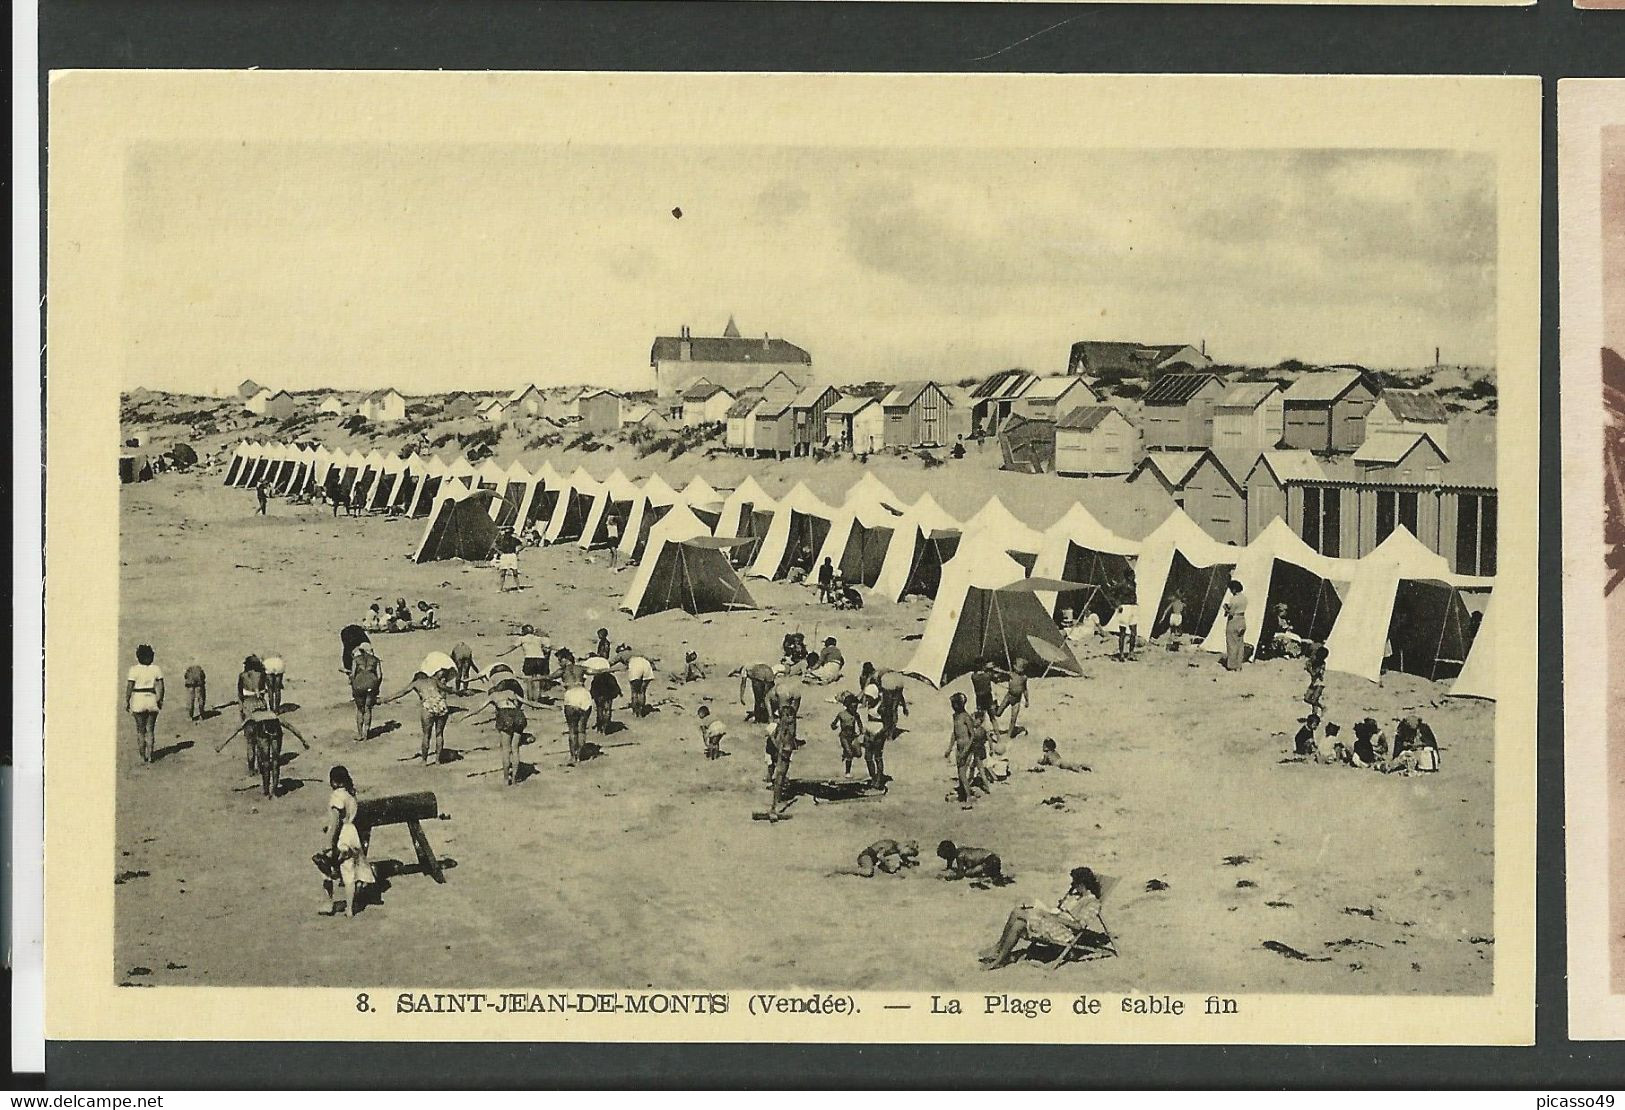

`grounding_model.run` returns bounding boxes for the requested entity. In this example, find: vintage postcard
[1561,79,1625,1041]
[46,72,1537,1046]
